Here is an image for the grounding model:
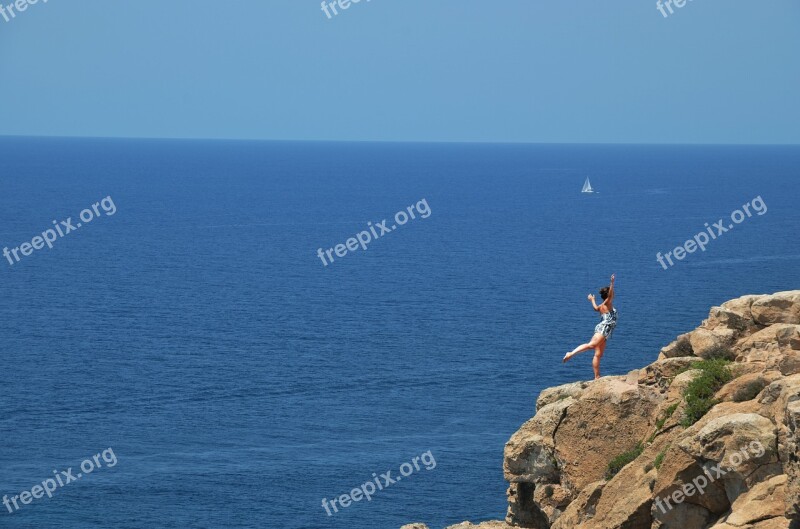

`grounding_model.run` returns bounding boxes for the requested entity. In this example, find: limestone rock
[736,324,800,366]
[653,502,714,529]
[505,482,549,528]
[751,291,800,325]
[536,381,588,411]
[577,445,658,529]
[706,301,760,334]
[550,481,604,529]
[444,523,514,529]
[725,474,787,526]
[786,399,800,521]
[653,443,730,517]
[689,327,737,360]
[659,333,695,359]
[720,294,762,322]
[552,377,662,493]
[639,357,698,392]
[716,372,771,403]
[504,397,573,483]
